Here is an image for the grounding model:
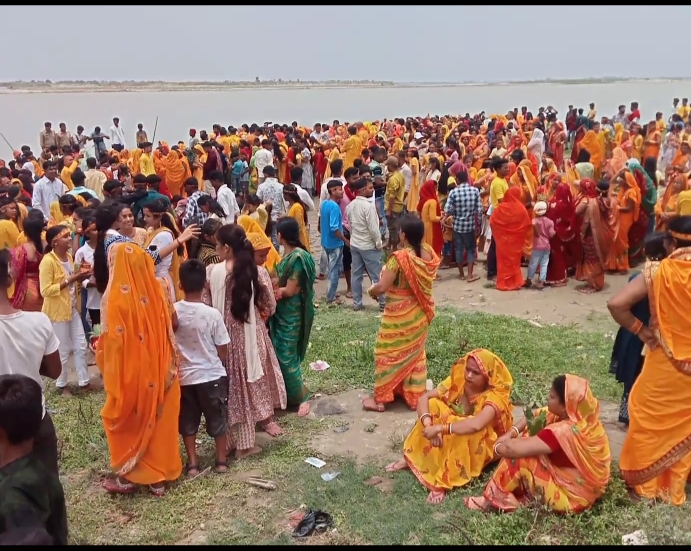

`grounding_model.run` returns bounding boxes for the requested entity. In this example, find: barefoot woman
[269,217,316,417]
[362,215,440,412]
[386,349,514,504]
